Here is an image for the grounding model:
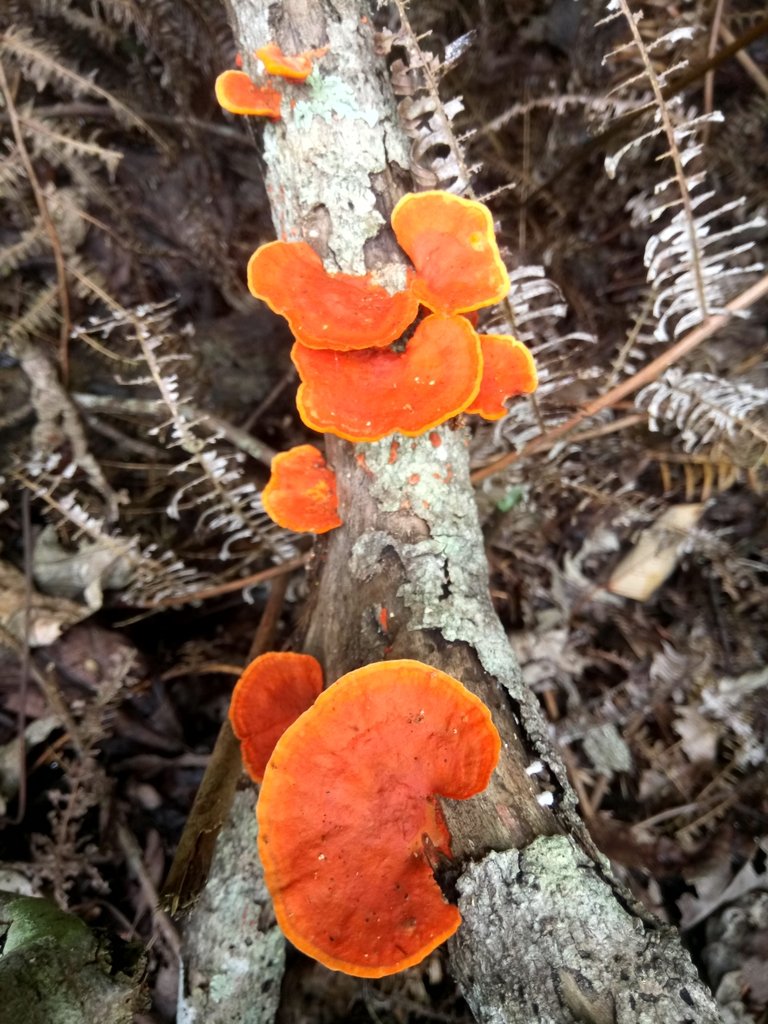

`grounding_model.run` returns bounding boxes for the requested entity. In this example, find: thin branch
[162,574,290,913]
[703,0,726,130]
[719,22,768,96]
